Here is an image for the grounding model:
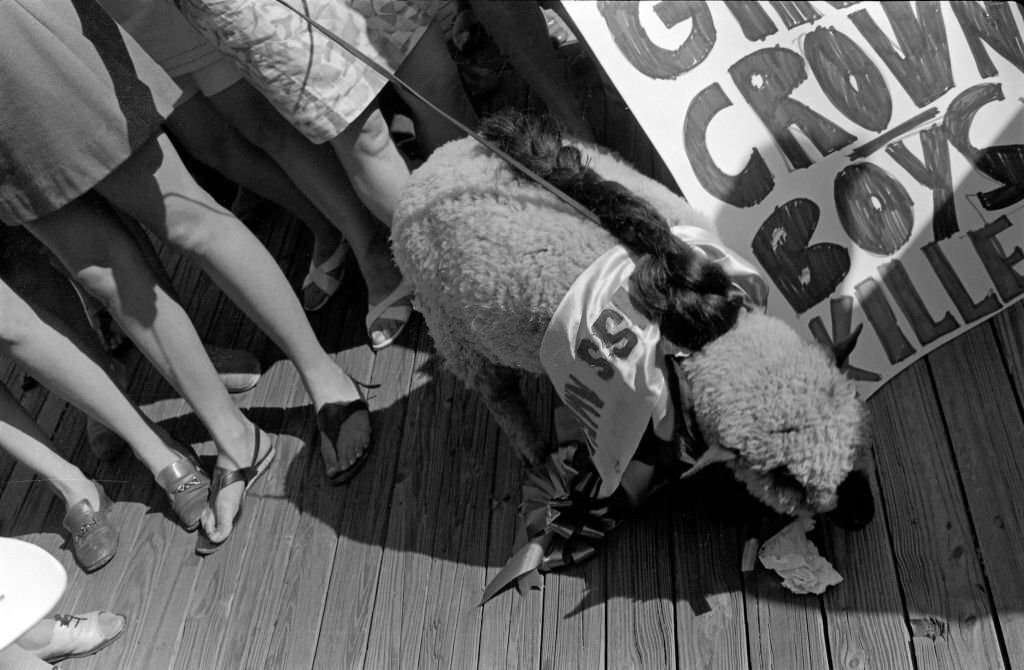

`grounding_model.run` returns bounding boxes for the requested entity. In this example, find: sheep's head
[673,311,873,527]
